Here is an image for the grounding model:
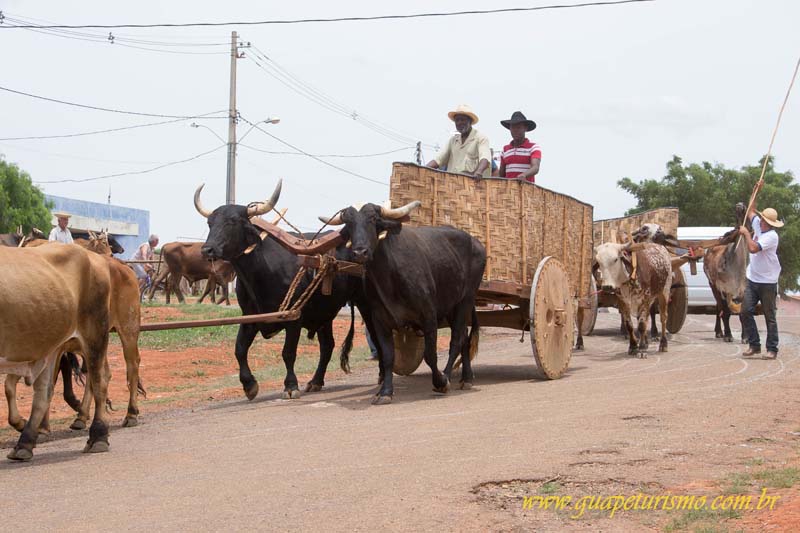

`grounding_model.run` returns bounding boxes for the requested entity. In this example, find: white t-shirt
[48,226,74,244]
[746,216,781,284]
